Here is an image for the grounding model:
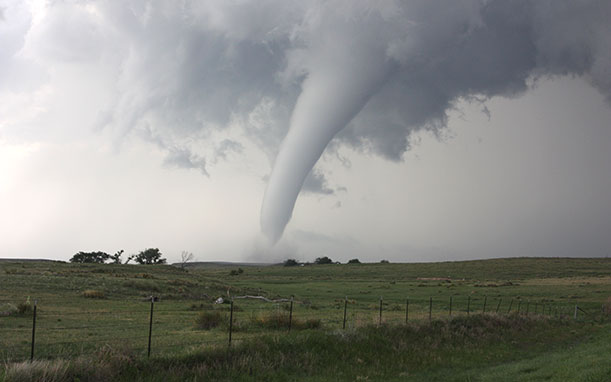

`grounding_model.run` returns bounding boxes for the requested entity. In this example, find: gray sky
[1,1,610,263]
